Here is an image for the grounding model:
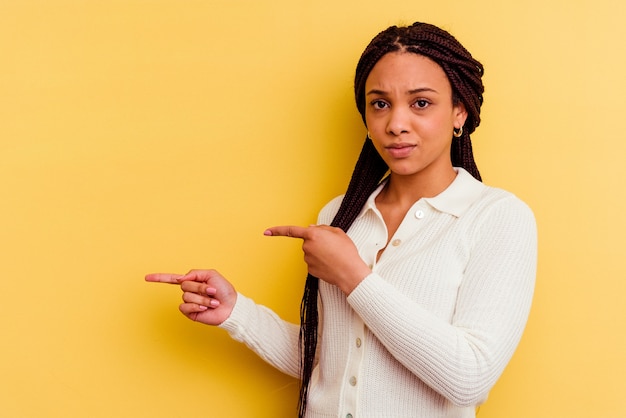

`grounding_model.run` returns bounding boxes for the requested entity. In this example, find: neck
[379,166,457,206]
